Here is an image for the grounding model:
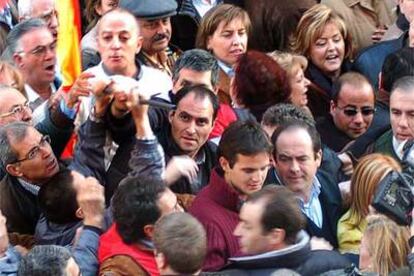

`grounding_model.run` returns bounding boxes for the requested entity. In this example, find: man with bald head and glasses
[316,72,376,153]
